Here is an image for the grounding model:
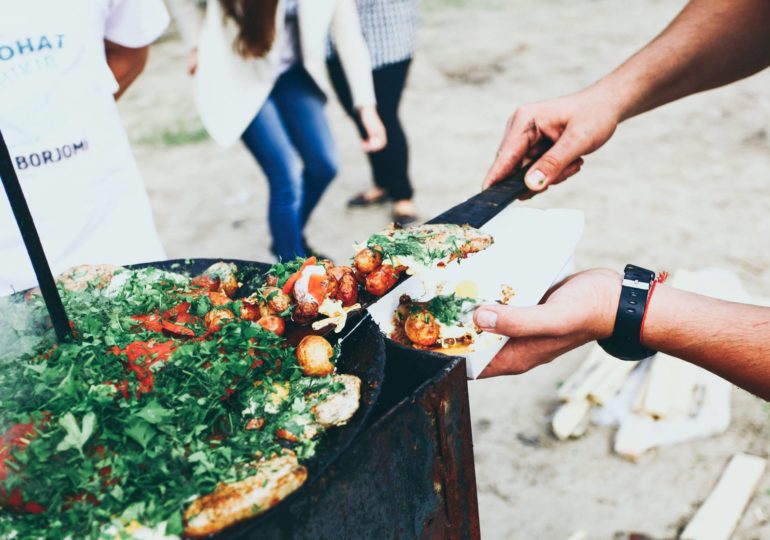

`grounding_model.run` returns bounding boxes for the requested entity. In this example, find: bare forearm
[105,41,149,100]
[642,285,770,399]
[595,0,770,122]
